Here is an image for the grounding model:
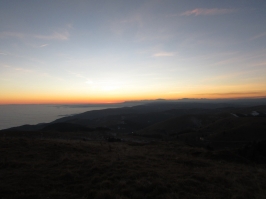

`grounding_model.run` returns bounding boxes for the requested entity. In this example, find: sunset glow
[1,1,266,104]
